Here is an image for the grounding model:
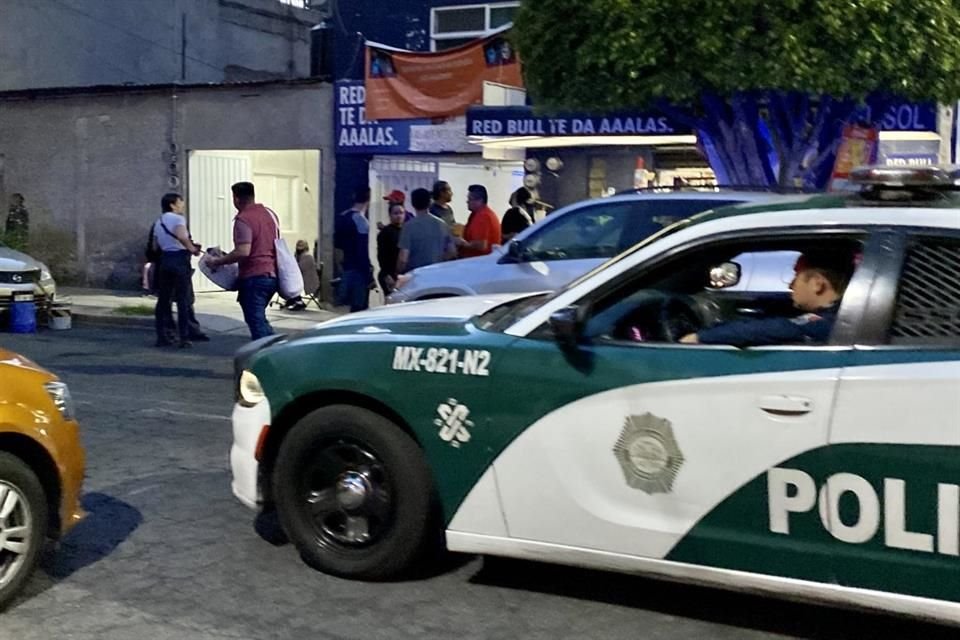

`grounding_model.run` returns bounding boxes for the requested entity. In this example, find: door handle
[736,307,763,316]
[758,395,813,416]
